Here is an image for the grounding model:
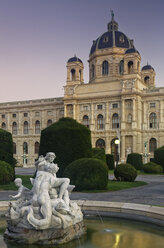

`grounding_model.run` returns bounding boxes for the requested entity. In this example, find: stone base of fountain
[4,221,86,245]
